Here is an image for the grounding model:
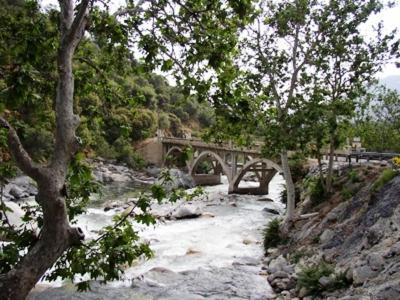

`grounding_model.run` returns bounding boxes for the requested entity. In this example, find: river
[28,174,285,300]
